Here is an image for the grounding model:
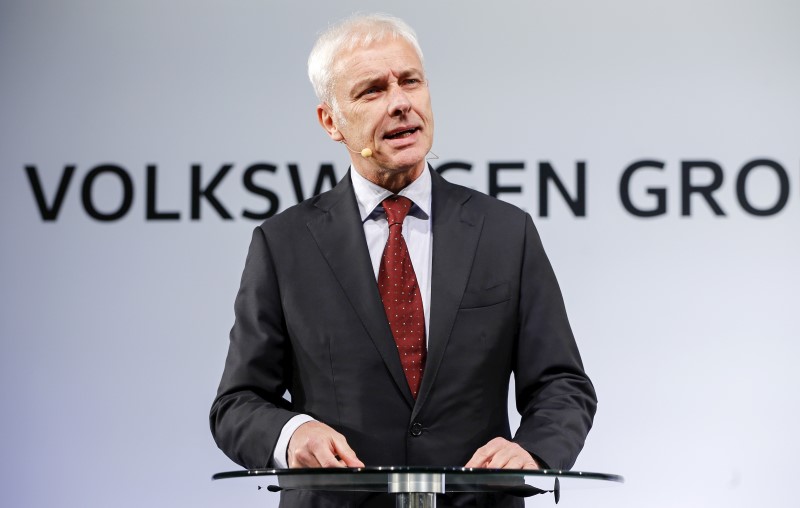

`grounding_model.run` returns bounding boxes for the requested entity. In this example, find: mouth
[383,127,419,140]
